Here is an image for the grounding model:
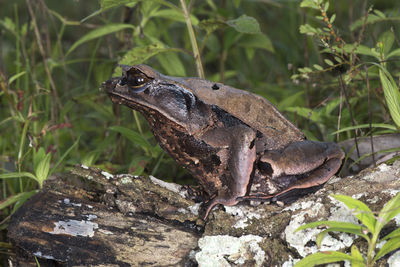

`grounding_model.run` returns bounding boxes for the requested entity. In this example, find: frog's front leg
[201,125,256,219]
[250,140,344,200]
